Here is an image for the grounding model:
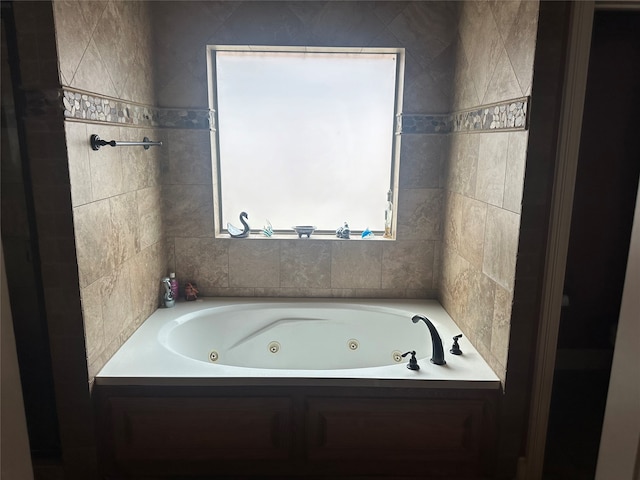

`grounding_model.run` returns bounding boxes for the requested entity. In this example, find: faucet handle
[450,334,463,355]
[401,351,420,371]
